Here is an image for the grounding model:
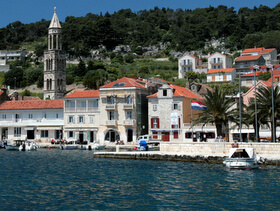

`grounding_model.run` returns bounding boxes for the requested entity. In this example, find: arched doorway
[105,129,120,142]
[127,129,133,142]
